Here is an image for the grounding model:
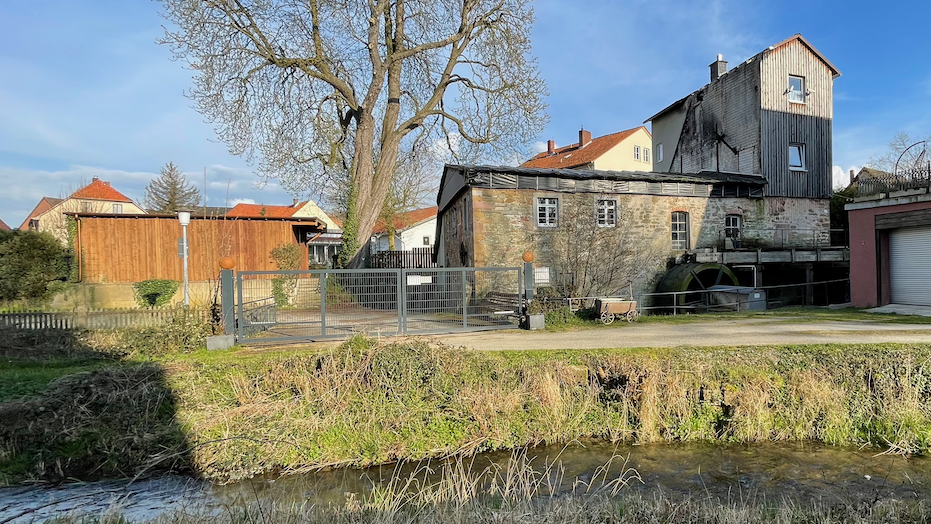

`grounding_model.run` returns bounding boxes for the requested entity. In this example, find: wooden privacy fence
[0,308,212,330]
[369,248,437,269]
